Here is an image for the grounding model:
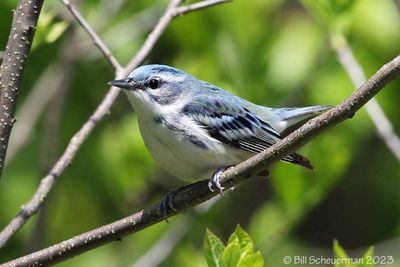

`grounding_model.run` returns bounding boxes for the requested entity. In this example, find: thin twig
[5,65,60,164]
[4,54,400,267]
[25,66,70,252]
[24,36,73,252]
[130,216,193,267]
[124,0,183,73]
[130,197,219,267]
[0,87,121,251]
[5,34,78,165]
[0,0,45,178]
[124,0,230,73]
[0,0,229,251]
[332,35,400,161]
[175,0,230,15]
[60,0,123,72]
